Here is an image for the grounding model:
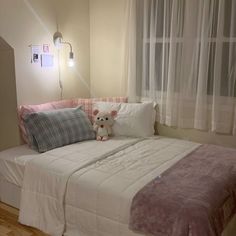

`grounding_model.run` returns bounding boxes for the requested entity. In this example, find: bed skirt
[0,178,21,208]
